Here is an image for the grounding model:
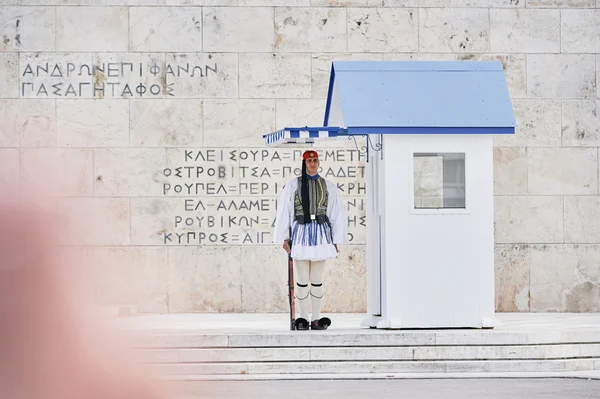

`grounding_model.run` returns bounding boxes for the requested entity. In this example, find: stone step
[145,358,600,377]
[130,330,600,349]
[139,343,600,363]
[158,370,600,382]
